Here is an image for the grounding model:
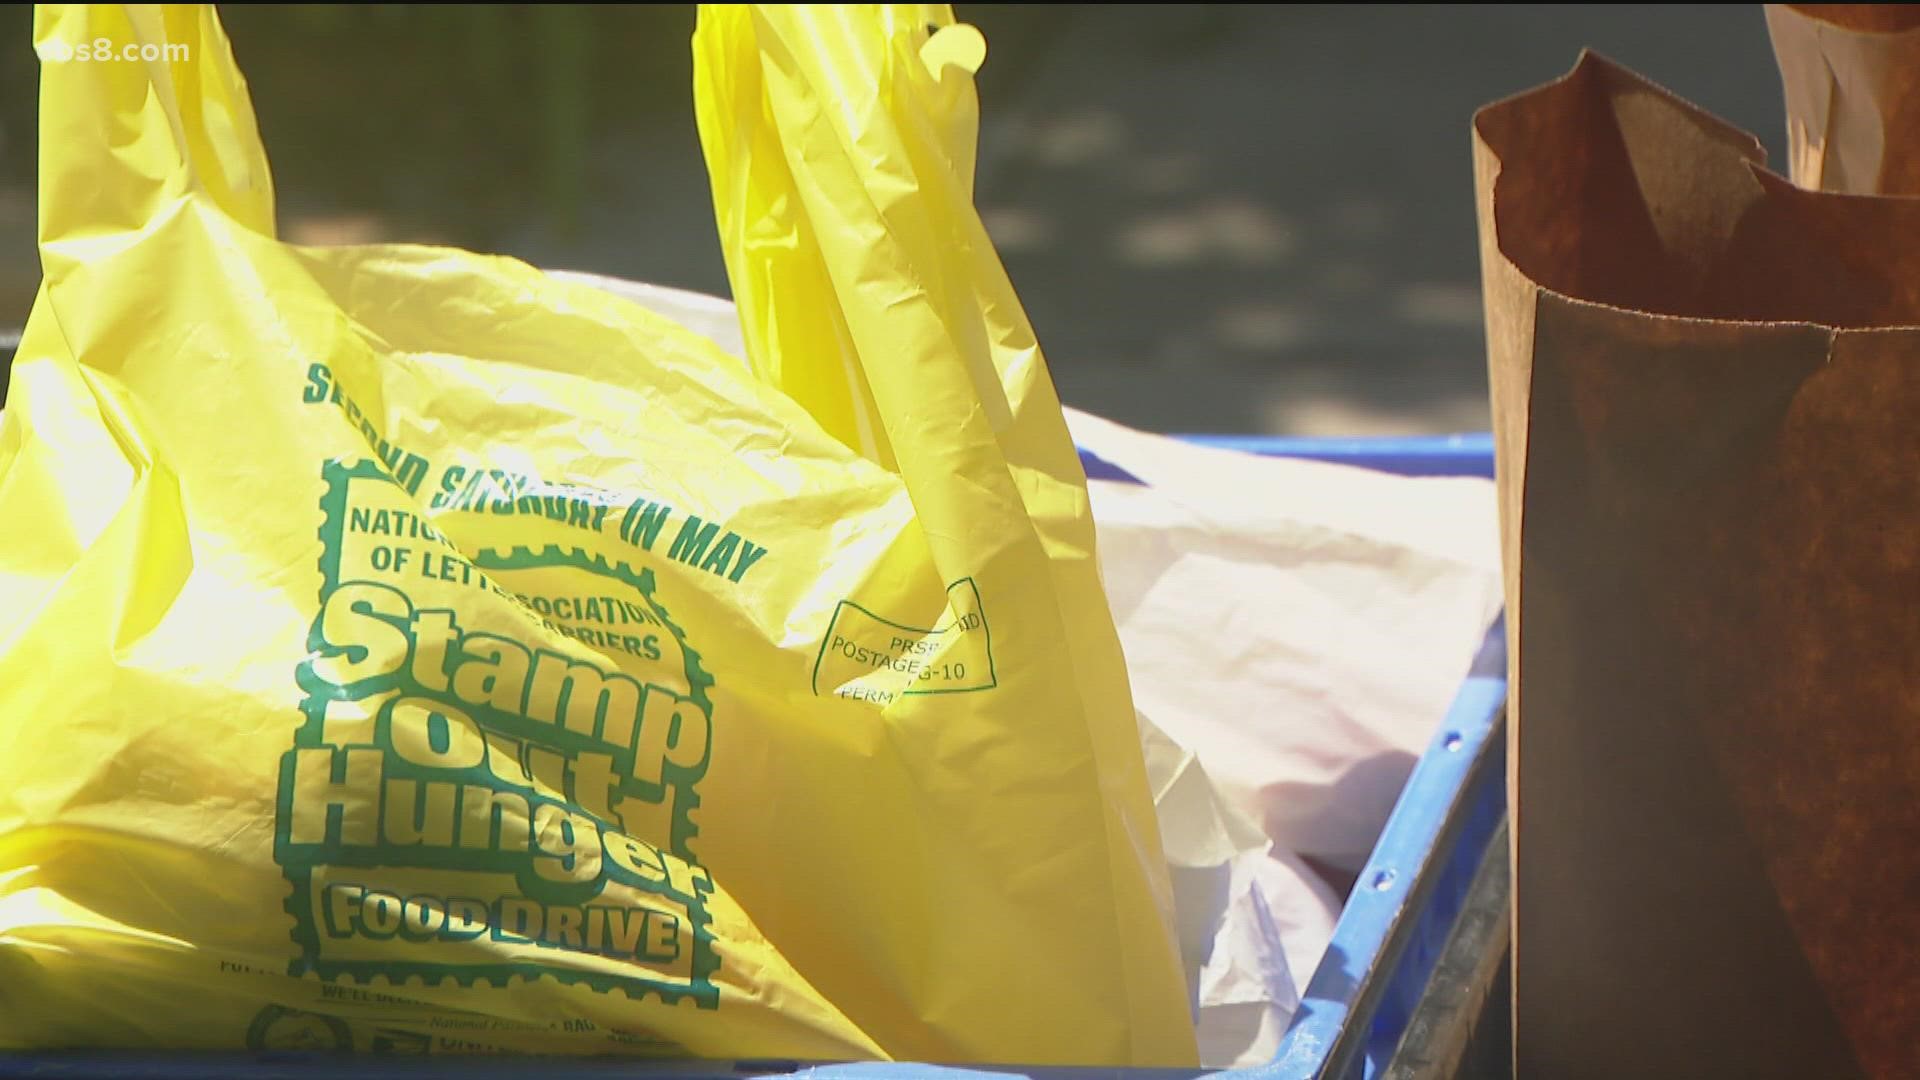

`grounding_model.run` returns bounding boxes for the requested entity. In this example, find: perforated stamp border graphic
[275,458,720,1005]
